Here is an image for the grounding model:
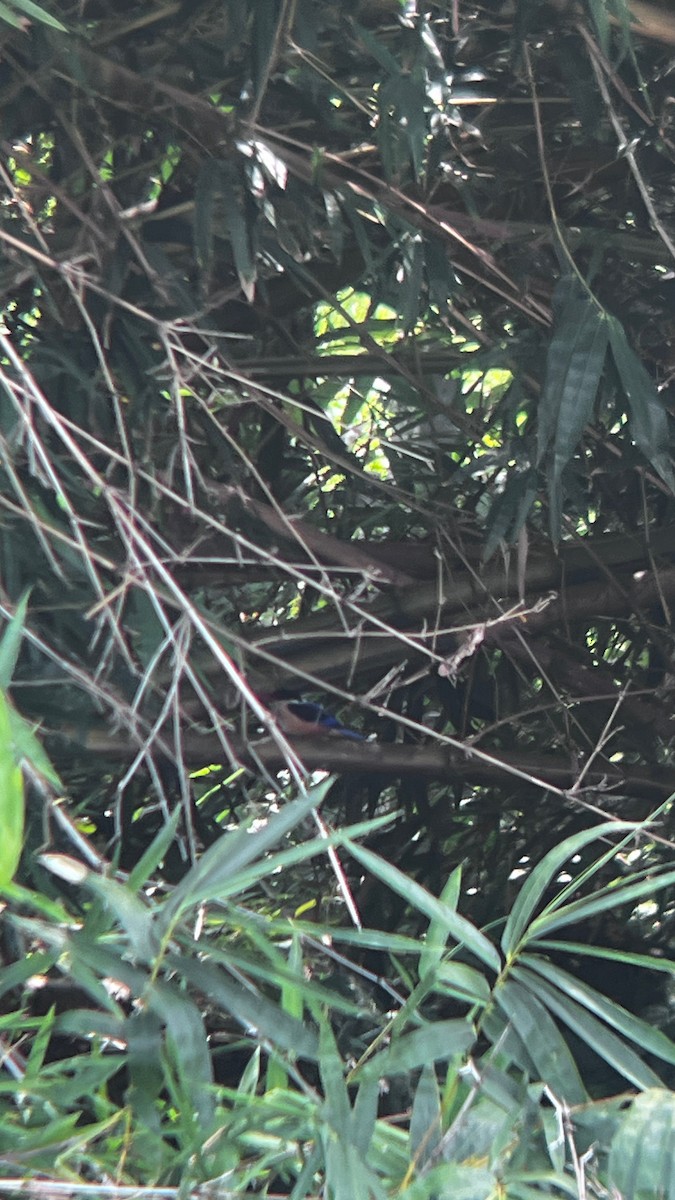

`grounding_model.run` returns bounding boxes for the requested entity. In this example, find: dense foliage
[1,0,675,1195]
